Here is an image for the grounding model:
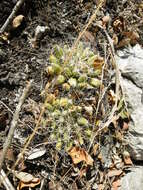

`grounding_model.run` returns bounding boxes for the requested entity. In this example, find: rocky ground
[0,0,143,189]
